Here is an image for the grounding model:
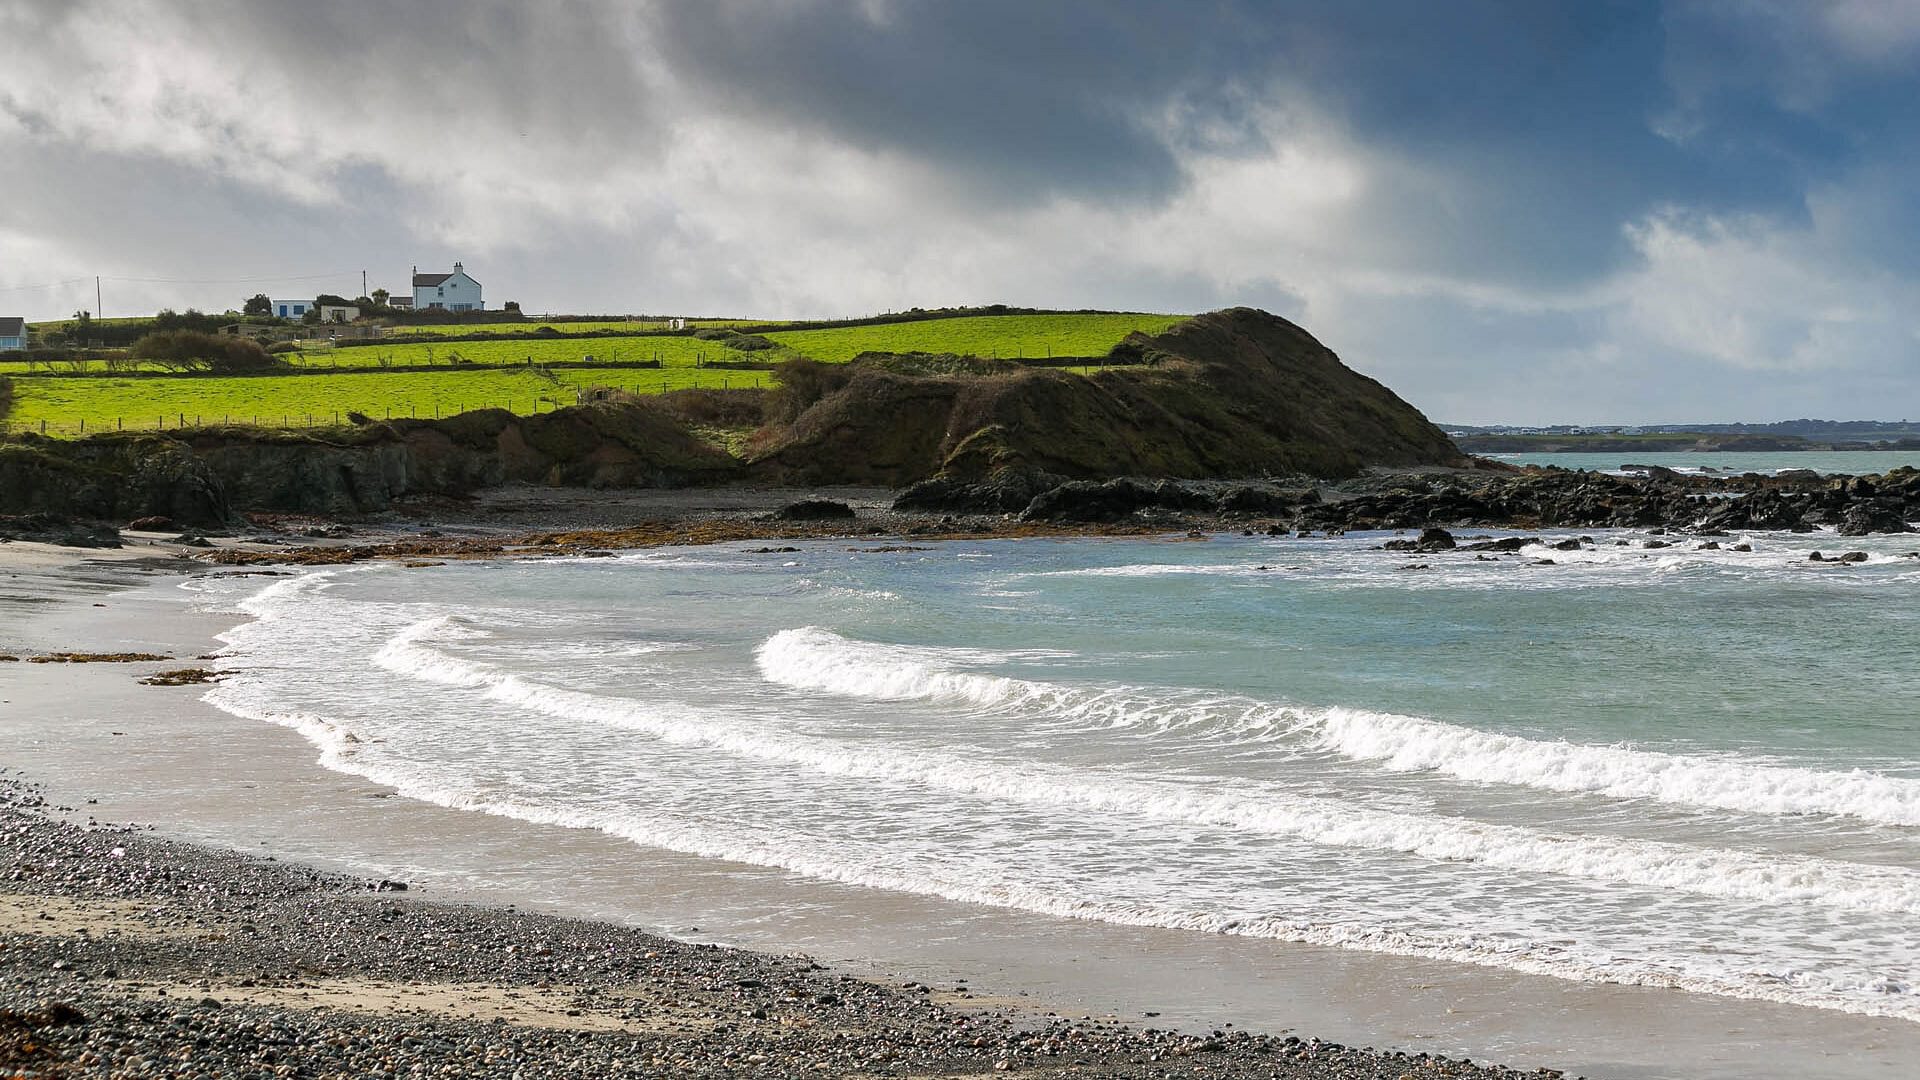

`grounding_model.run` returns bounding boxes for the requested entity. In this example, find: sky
[2,1,1918,424]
